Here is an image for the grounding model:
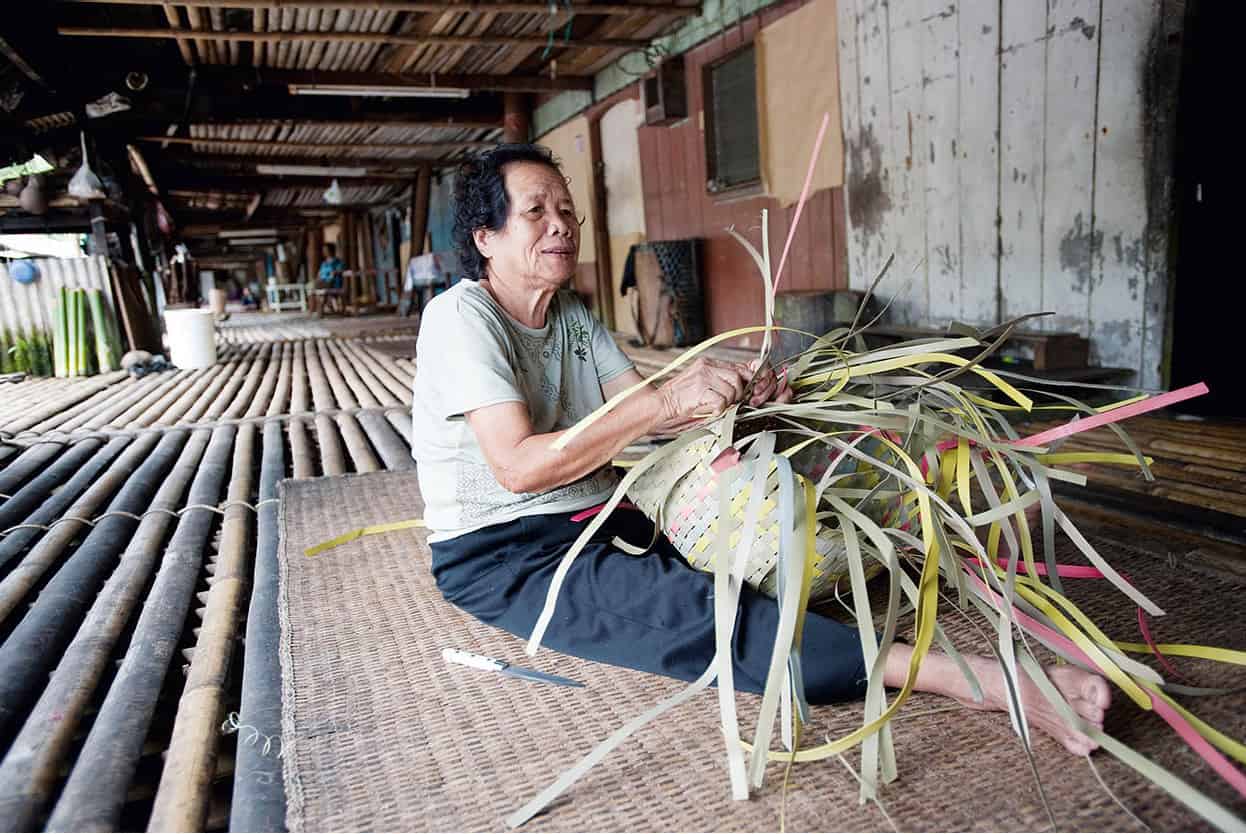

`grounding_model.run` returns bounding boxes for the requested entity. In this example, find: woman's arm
[465,357,754,494]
